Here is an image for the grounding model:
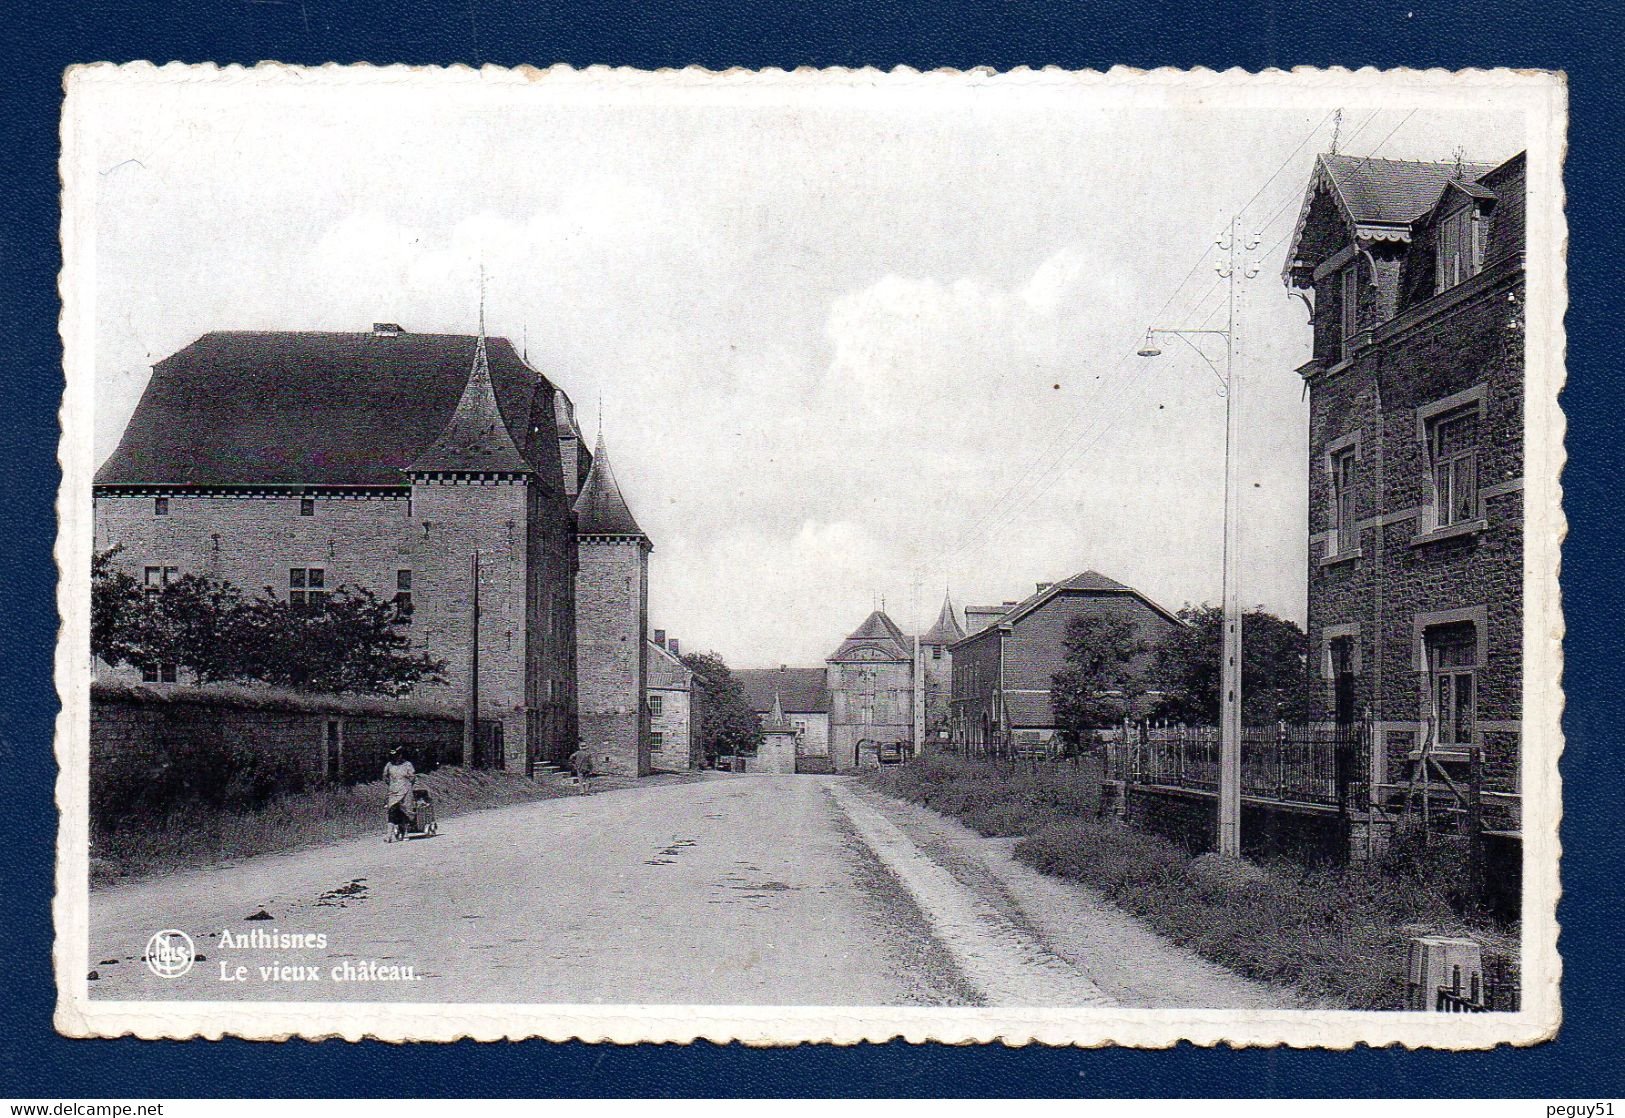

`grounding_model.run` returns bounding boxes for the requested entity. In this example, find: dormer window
[1339,264,1359,359]
[1435,203,1483,292]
